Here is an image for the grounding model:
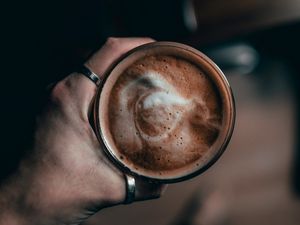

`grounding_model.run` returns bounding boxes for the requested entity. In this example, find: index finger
[85,37,155,80]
